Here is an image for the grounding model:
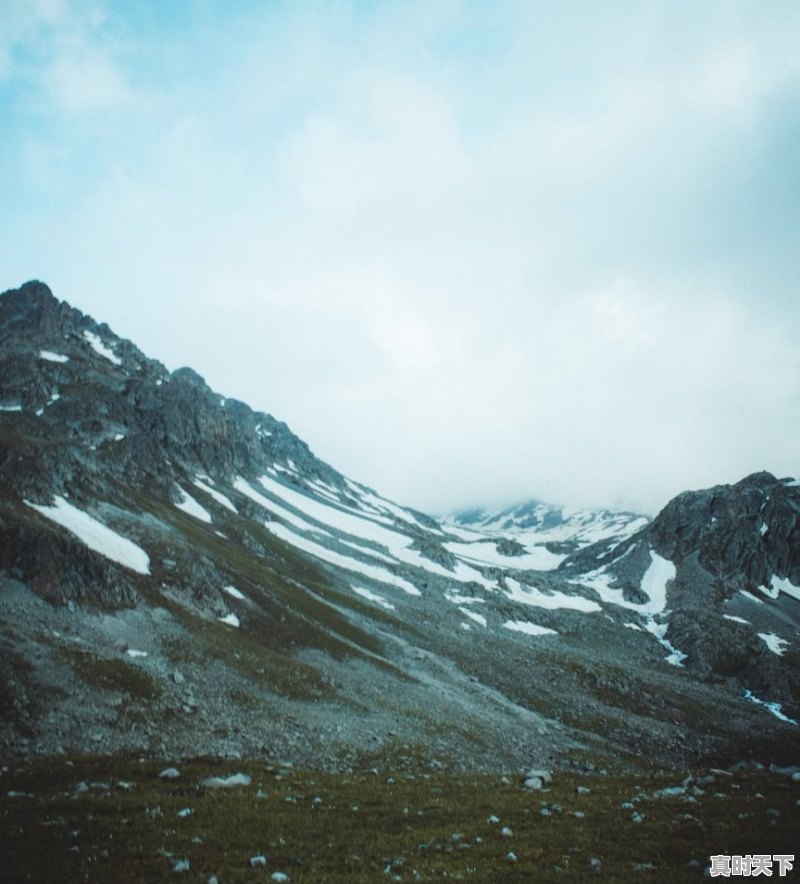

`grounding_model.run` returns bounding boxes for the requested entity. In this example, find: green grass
[1,756,797,882]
